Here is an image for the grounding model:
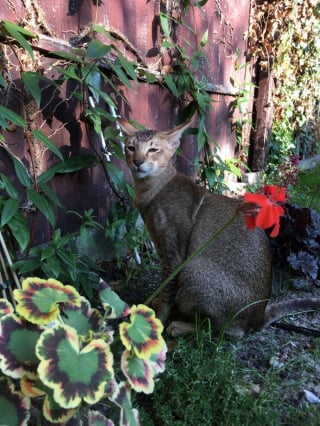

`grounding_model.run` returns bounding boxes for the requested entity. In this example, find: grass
[137,330,320,426]
[289,164,320,213]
